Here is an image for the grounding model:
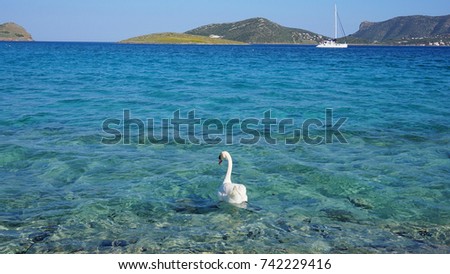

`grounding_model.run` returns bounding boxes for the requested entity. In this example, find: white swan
[217,151,248,205]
